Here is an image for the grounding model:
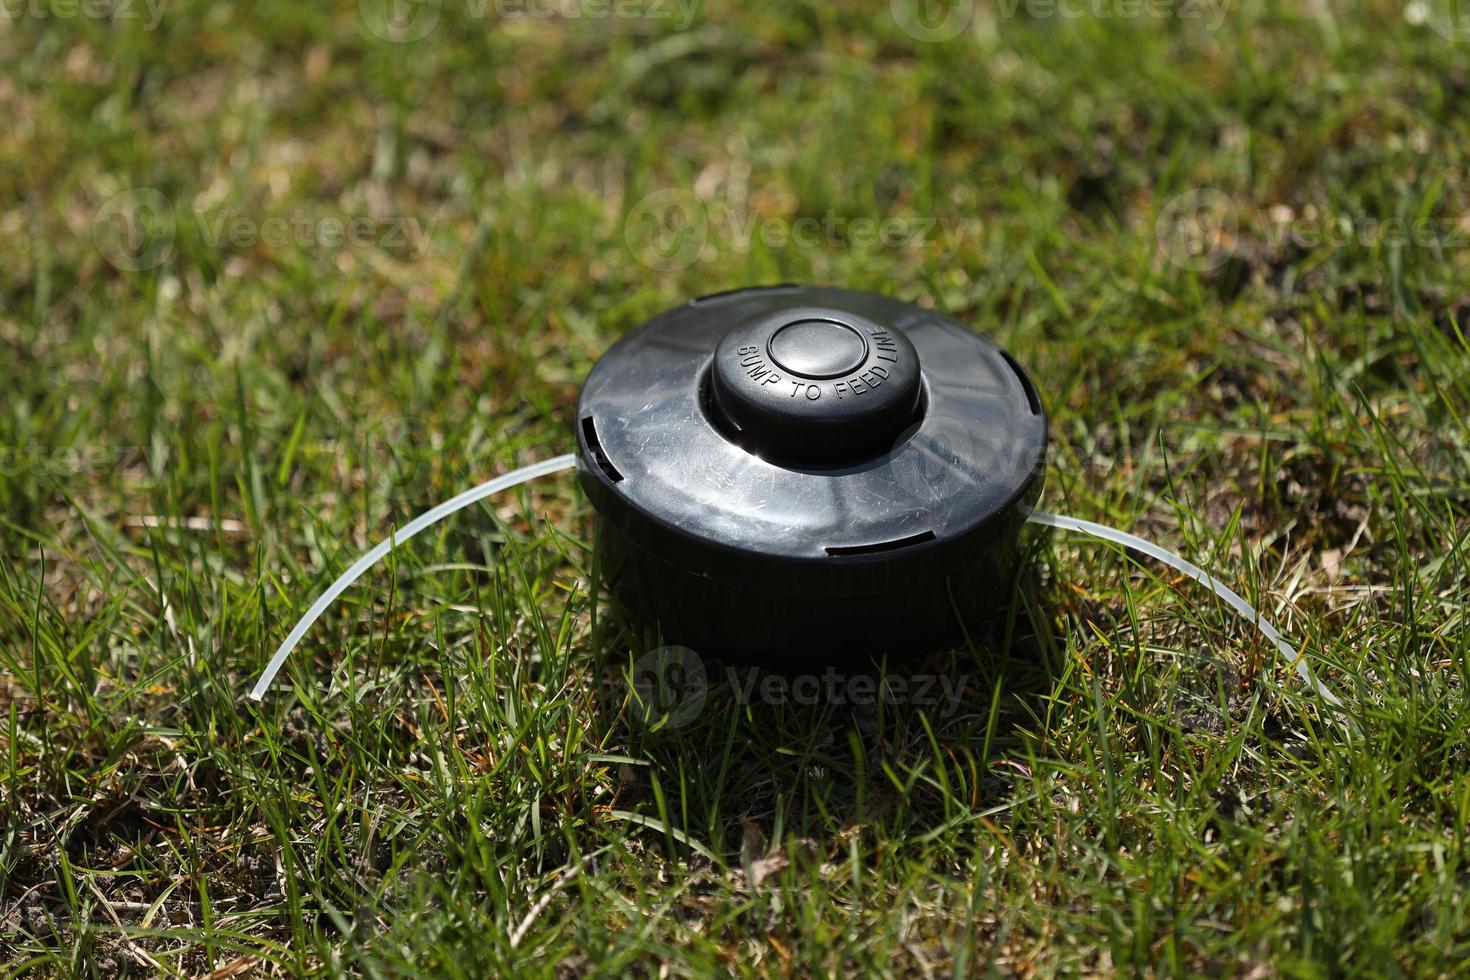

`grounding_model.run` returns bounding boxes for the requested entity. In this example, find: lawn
[2,0,1469,975]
